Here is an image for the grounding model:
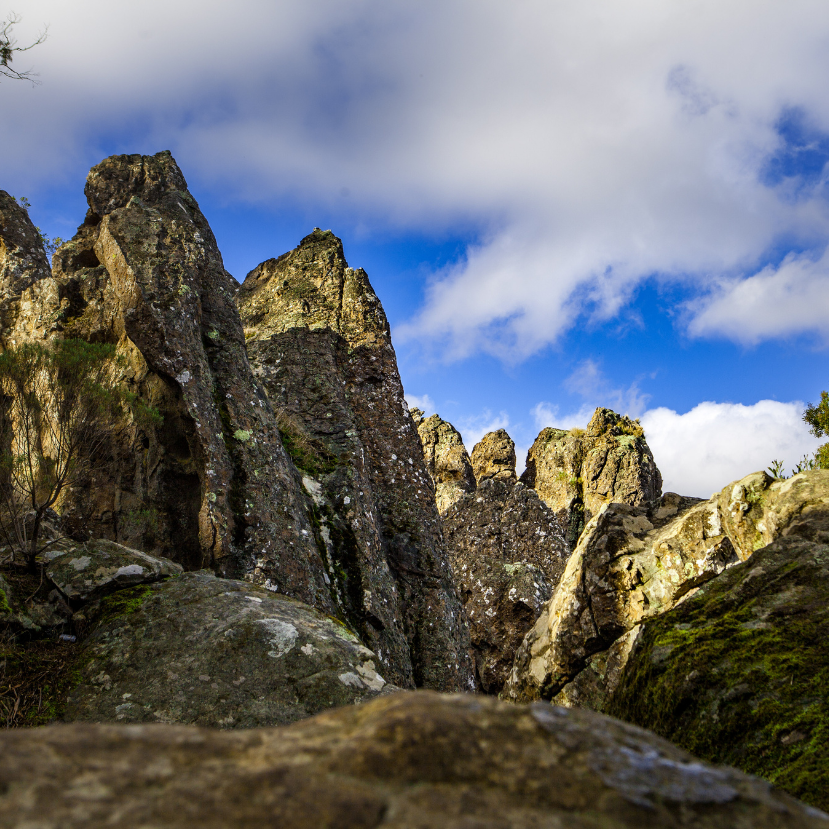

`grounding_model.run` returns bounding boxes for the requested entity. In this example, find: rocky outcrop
[65,571,393,727]
[471,428,517,483]
[44,538,182,604]
[505,469,829,708]
[504,491,737,705]
[608,528,829,812]
[442,478,568,693]
[236,230,473,691]
[521,407,662,547]
[1,691,824,828]
[411,409,476,513]
[0,191,51,303]
[0,152,332,614]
